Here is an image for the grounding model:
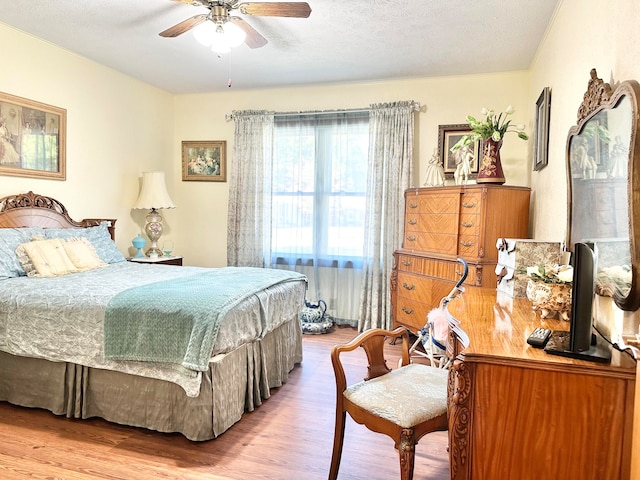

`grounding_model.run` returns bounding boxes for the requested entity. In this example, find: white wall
[0,23,175,256]
[173,72,531,266]
[528,0,640,241]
